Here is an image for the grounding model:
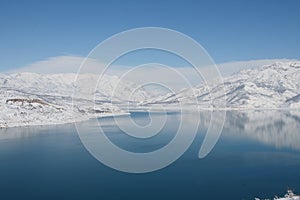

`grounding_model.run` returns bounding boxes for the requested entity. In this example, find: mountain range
[144,62,300,109]
[0,61,300,127]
